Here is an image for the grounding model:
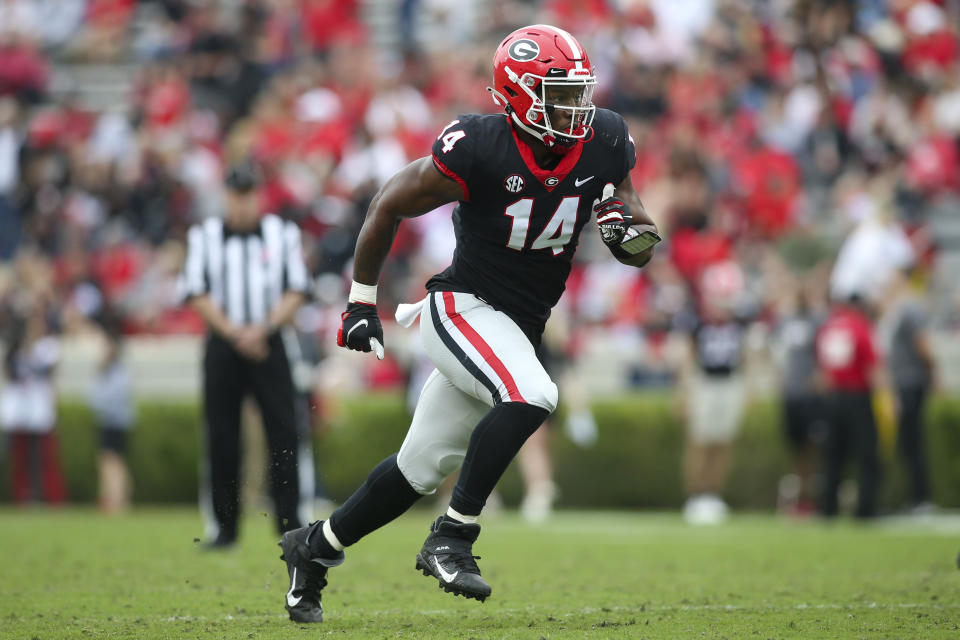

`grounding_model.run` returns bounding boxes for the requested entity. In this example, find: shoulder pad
[592,109,625,149]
